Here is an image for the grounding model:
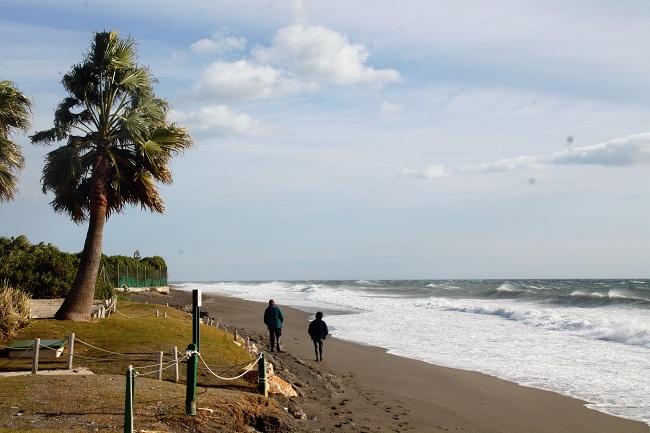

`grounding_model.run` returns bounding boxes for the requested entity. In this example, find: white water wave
[430,300,650,348]
[569,289,650,303]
